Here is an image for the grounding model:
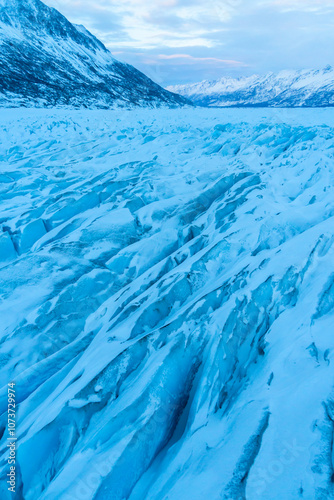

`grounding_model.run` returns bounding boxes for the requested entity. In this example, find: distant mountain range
[0,0,190,108]
[167,67,334,107]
